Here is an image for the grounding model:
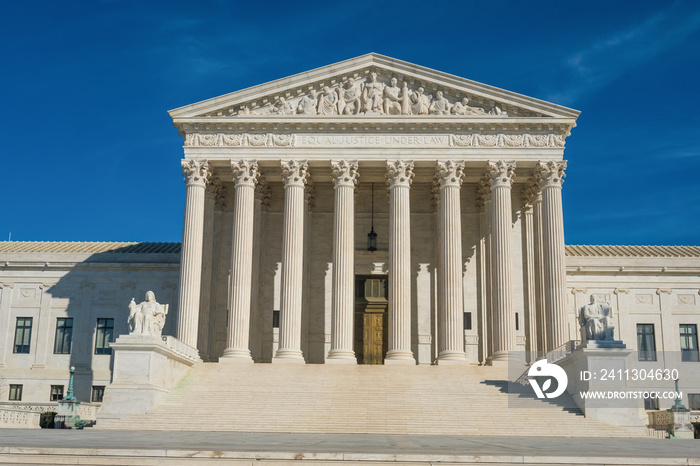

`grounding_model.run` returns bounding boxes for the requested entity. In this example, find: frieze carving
[185,133,296,147]
[450,133,563,148]
[202,69,535,118]
[183,132,564,148]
